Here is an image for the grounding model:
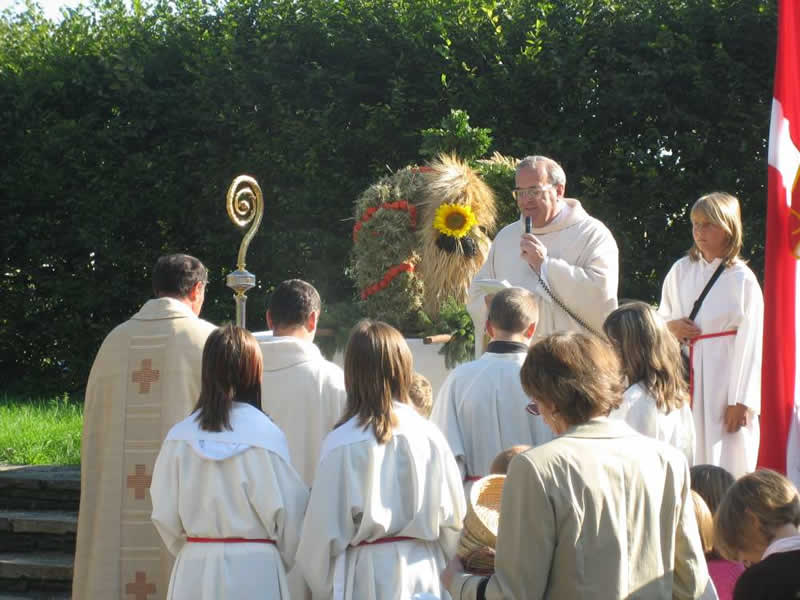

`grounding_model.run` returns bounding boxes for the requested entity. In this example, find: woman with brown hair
[443,332,713,599]
[150,324,308,599]
[714,469,800,600]
[296,320,466,600]
[659,192,763,478]
[604,301,696,464]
